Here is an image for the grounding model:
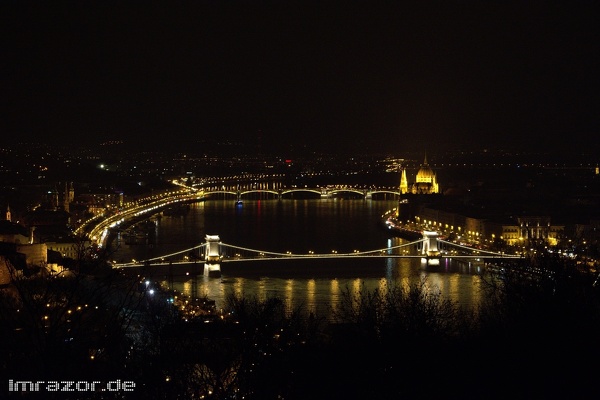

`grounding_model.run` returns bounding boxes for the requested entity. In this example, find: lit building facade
[400,154,439,194]
[416,204,565,249]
